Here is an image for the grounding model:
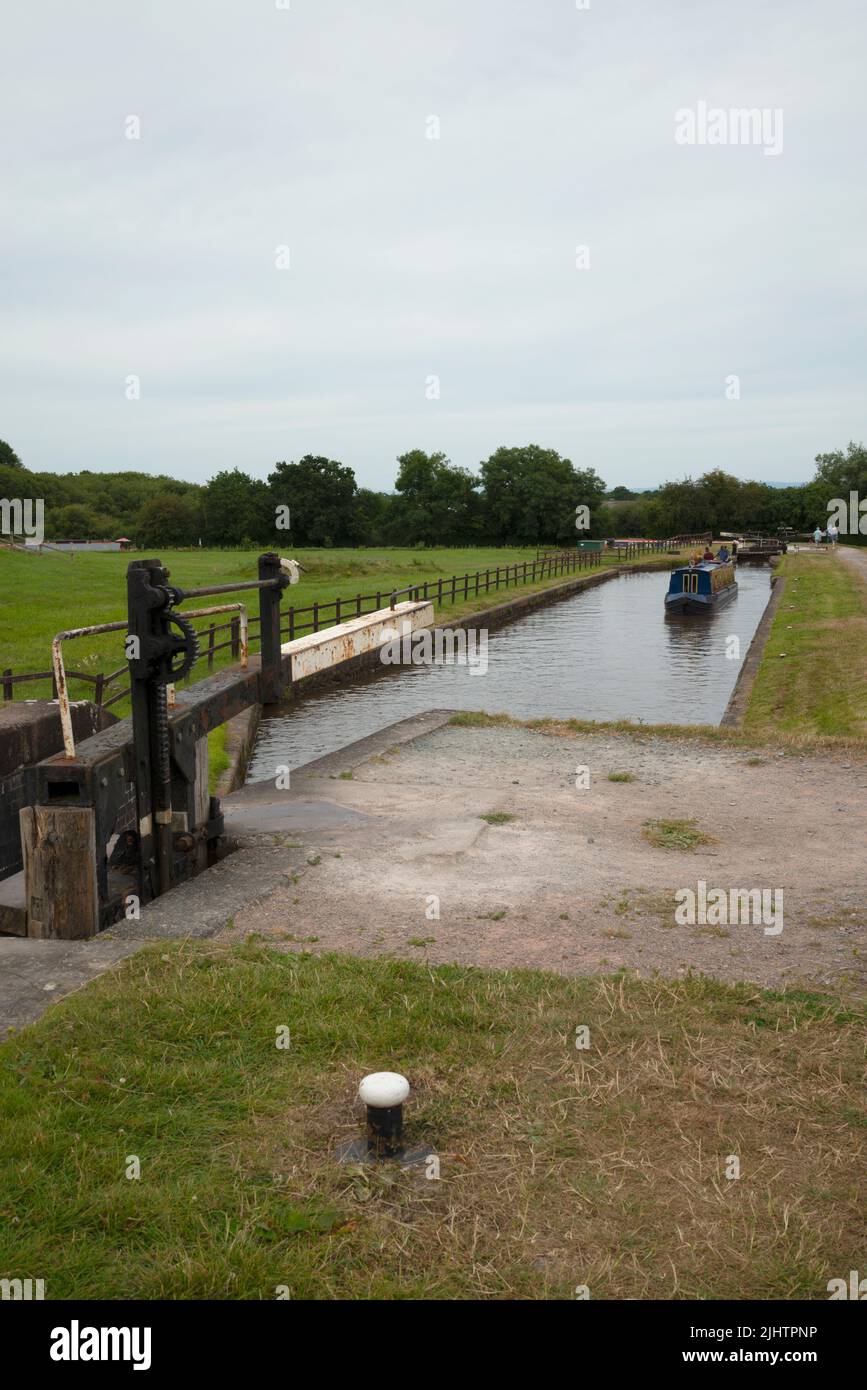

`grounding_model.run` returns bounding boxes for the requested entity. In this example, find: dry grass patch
[642,819,715,852]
